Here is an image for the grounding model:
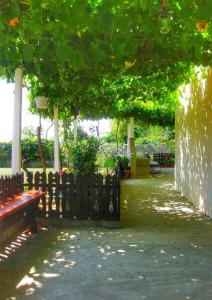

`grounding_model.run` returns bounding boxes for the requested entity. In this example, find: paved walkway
[1,169,212,300]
